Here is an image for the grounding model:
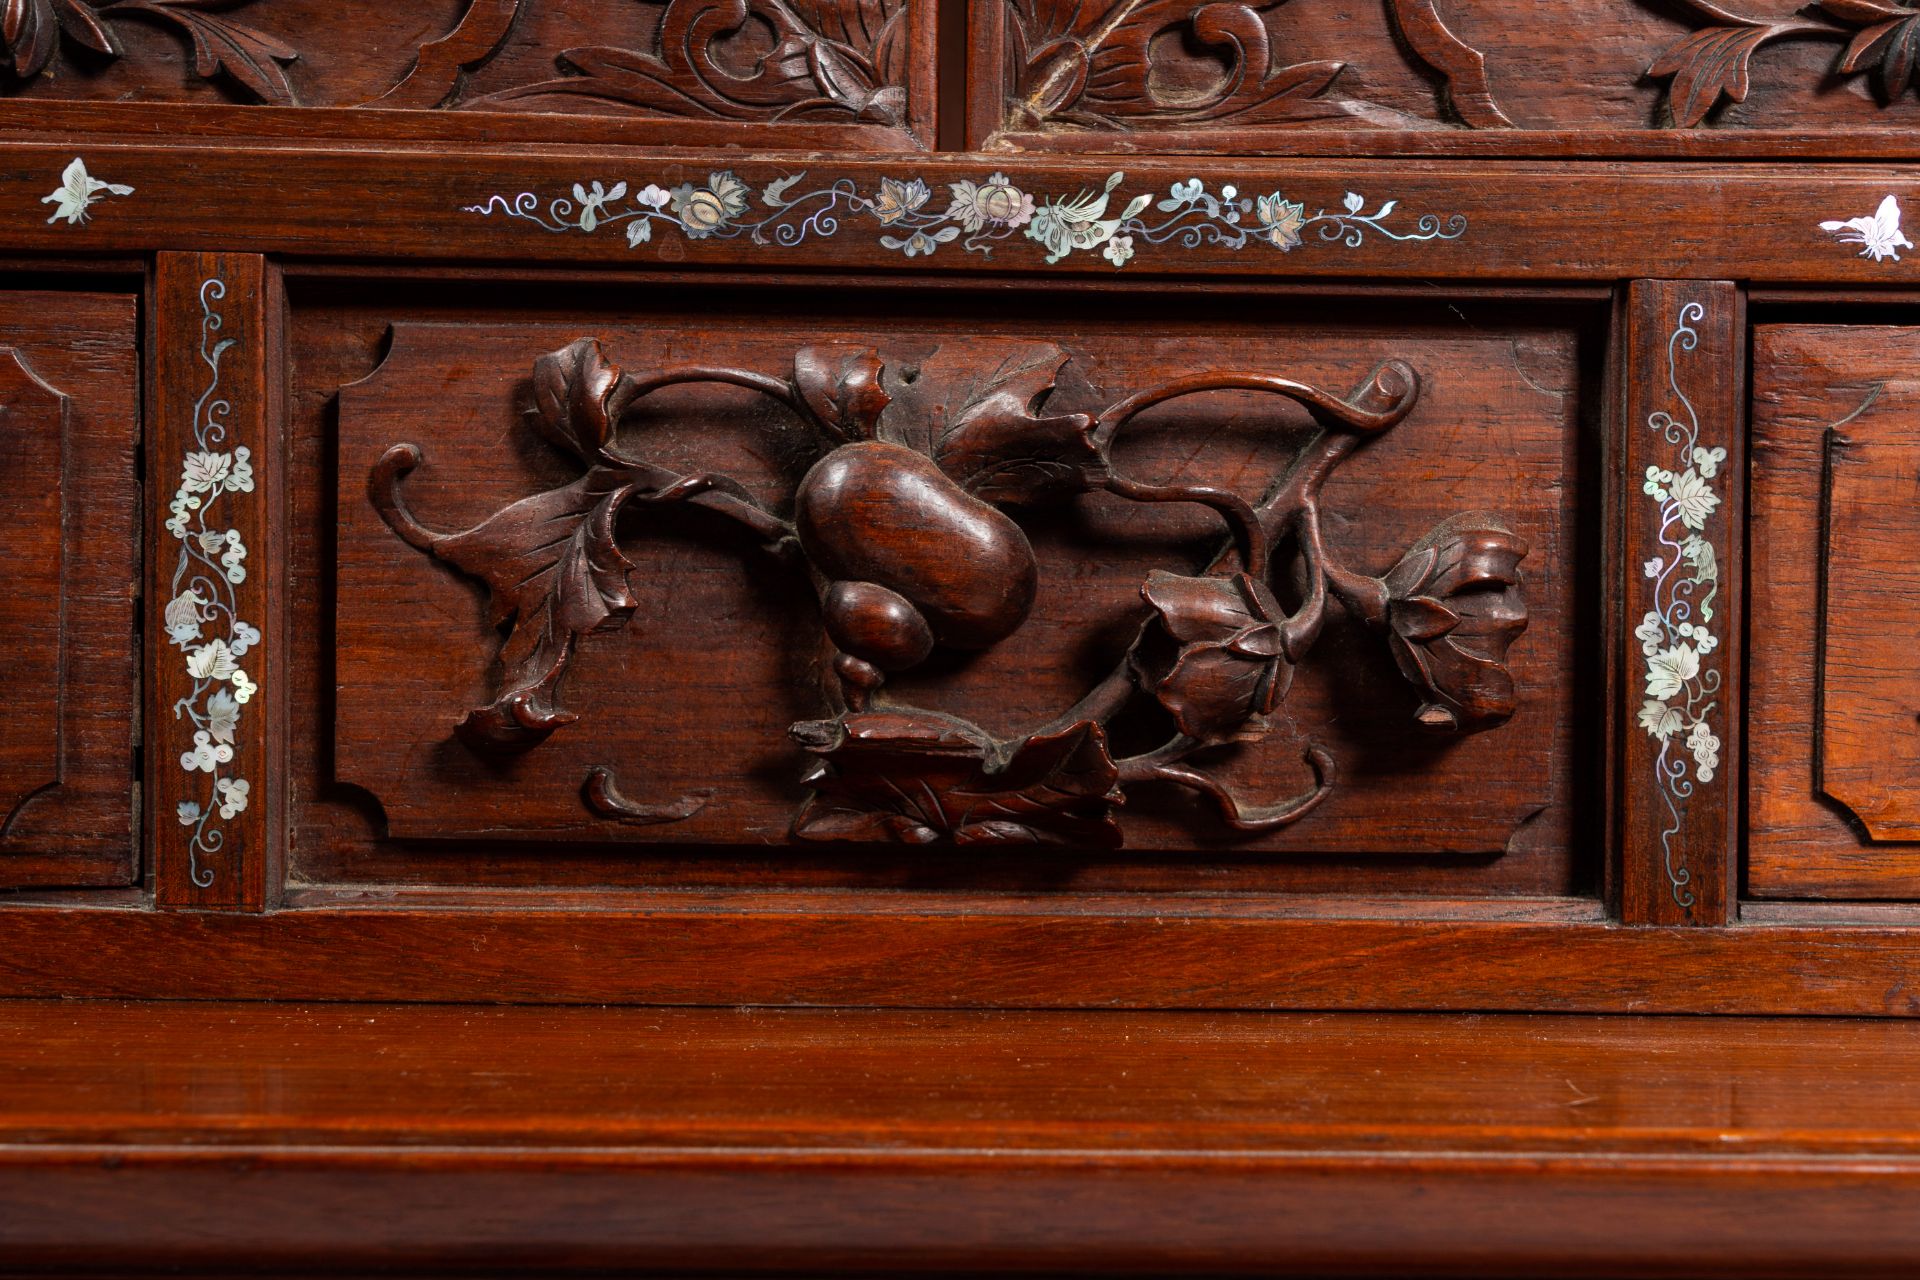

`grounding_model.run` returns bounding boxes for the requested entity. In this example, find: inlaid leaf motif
[790,710,1124,847]
[1007,0,1346,129]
